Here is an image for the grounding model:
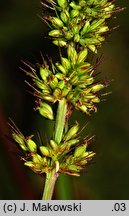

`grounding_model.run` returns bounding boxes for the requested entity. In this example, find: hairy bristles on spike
[20,67,36,79]
[37,130,43,146]
[41,1,55,10]
[21,60,35,72]
[24,80,41,94]
[8,0,122,198]
[8,118,23,135]
[37,14,53,29]
[39,51,47,66]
